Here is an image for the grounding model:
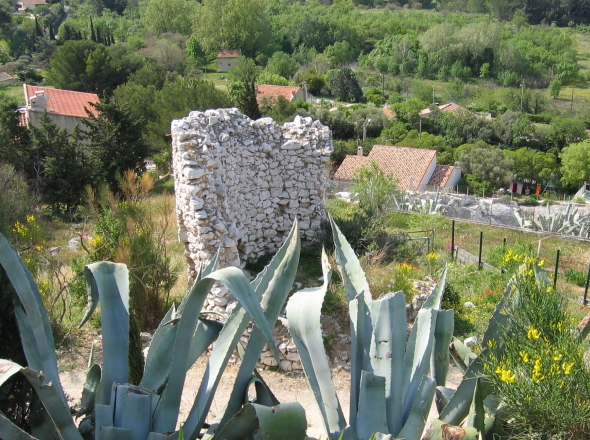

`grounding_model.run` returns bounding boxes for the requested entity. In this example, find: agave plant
[531,203,590,236]
[0,222,306,440]
[284,216,455,440]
